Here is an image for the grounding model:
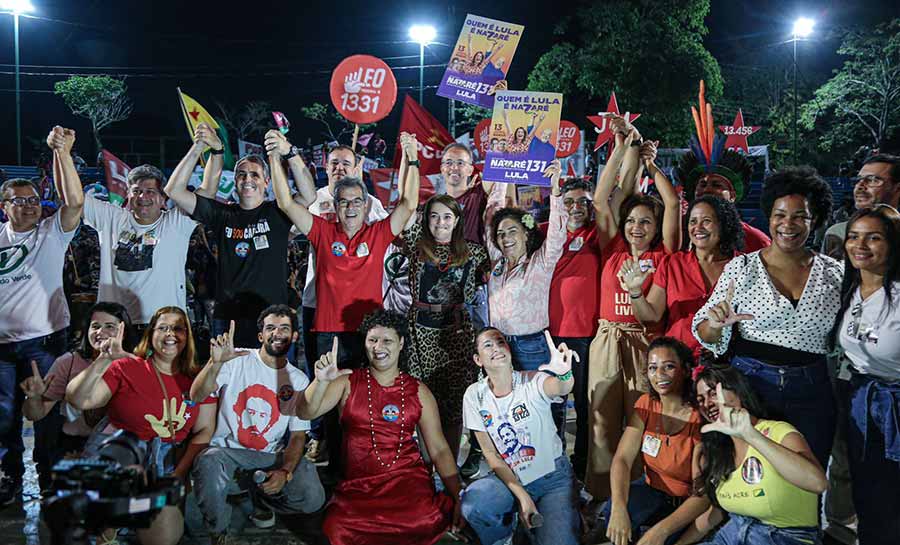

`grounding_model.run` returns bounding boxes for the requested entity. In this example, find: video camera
[41,430,184,545]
